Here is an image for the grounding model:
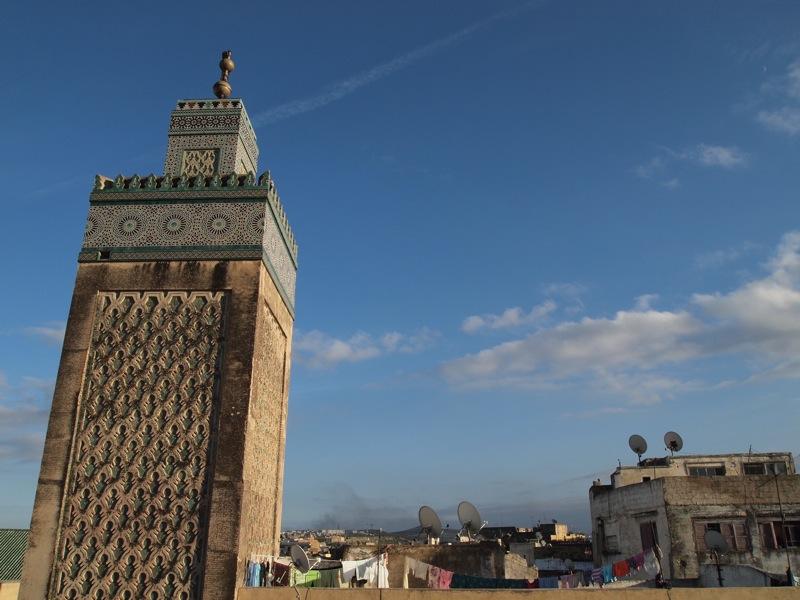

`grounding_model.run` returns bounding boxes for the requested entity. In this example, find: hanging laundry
[632,552,645,570]
[612,559,630,578]
[525,579,539,589]
[437,568,453,590]
[318,568,343,588]
[427,566,439,589]
[412,558,429,581]
[591,568,603,584]
[643,549,659,575]
[601,565,614,583]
